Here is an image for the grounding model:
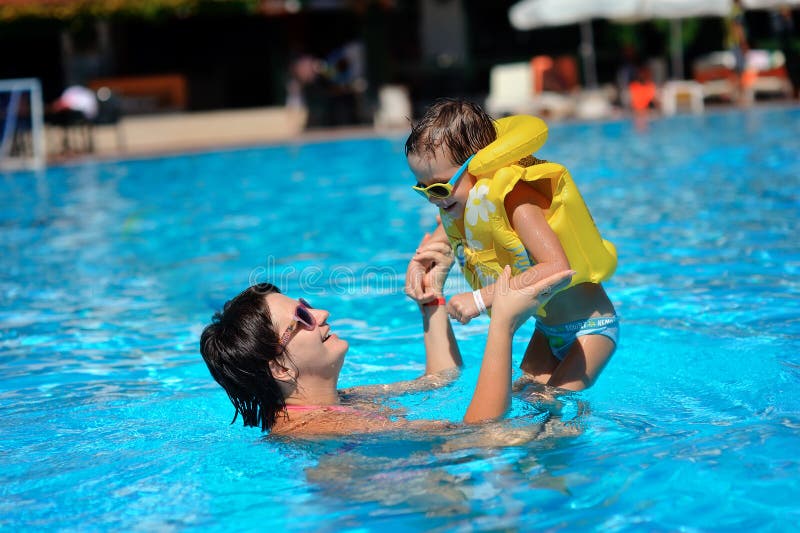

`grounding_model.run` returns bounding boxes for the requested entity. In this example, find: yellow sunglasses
[412,154,475,200]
